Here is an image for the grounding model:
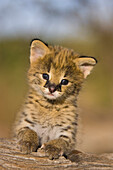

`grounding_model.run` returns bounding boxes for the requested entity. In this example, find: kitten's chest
[33,103,76,125]
[30,104,77,144]
[32,122,62,144]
